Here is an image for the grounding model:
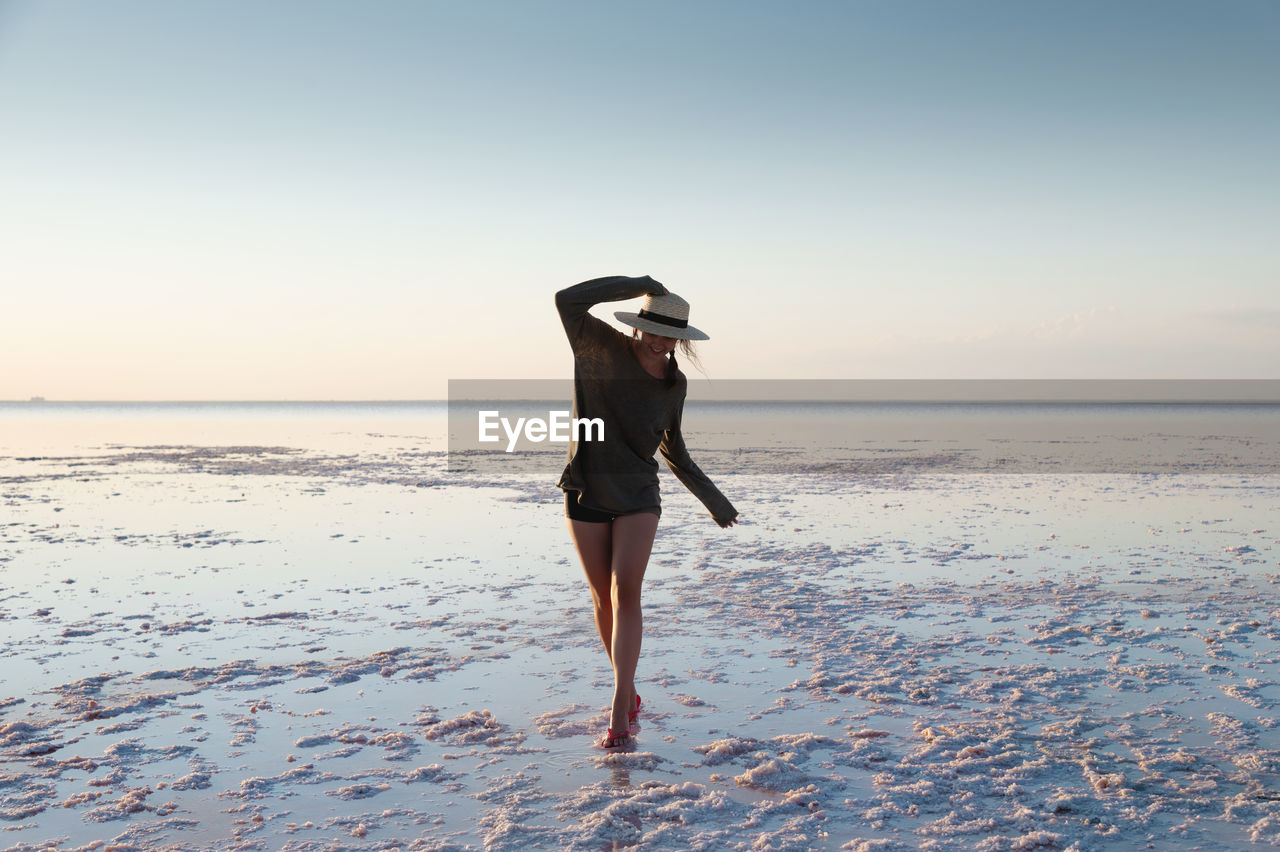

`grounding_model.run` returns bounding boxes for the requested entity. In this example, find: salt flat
[2,431,1279,850]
